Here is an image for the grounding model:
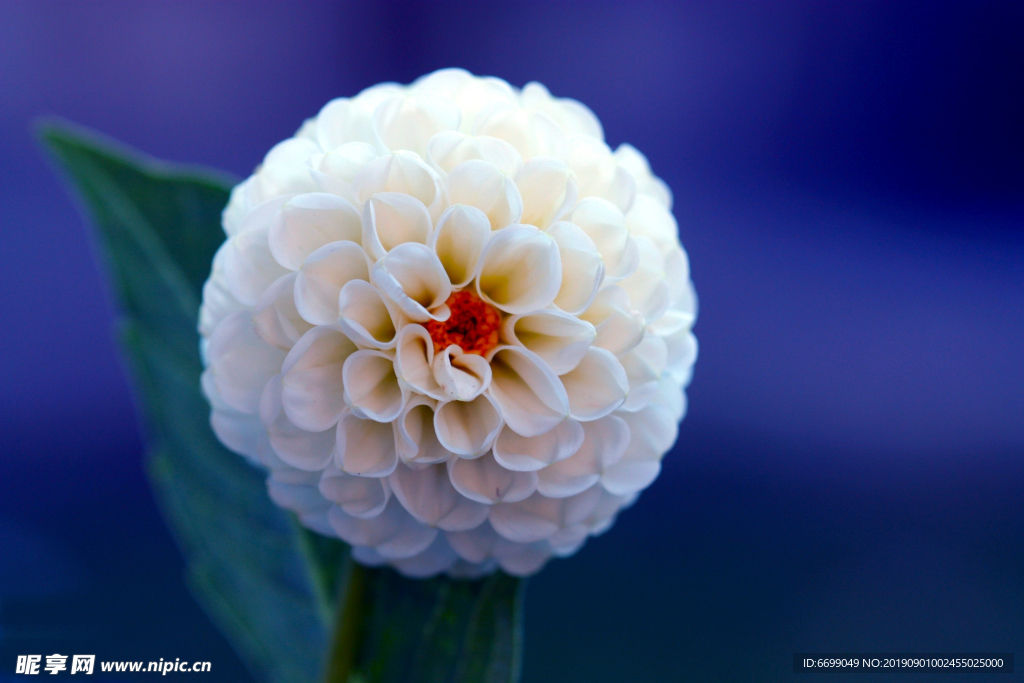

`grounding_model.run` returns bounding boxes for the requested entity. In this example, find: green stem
[323,559,368,683]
